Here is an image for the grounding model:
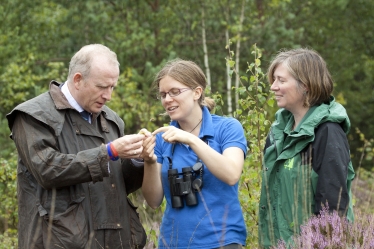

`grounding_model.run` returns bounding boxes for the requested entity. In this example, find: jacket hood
[274,96,350,133]
[271,96,351,160]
